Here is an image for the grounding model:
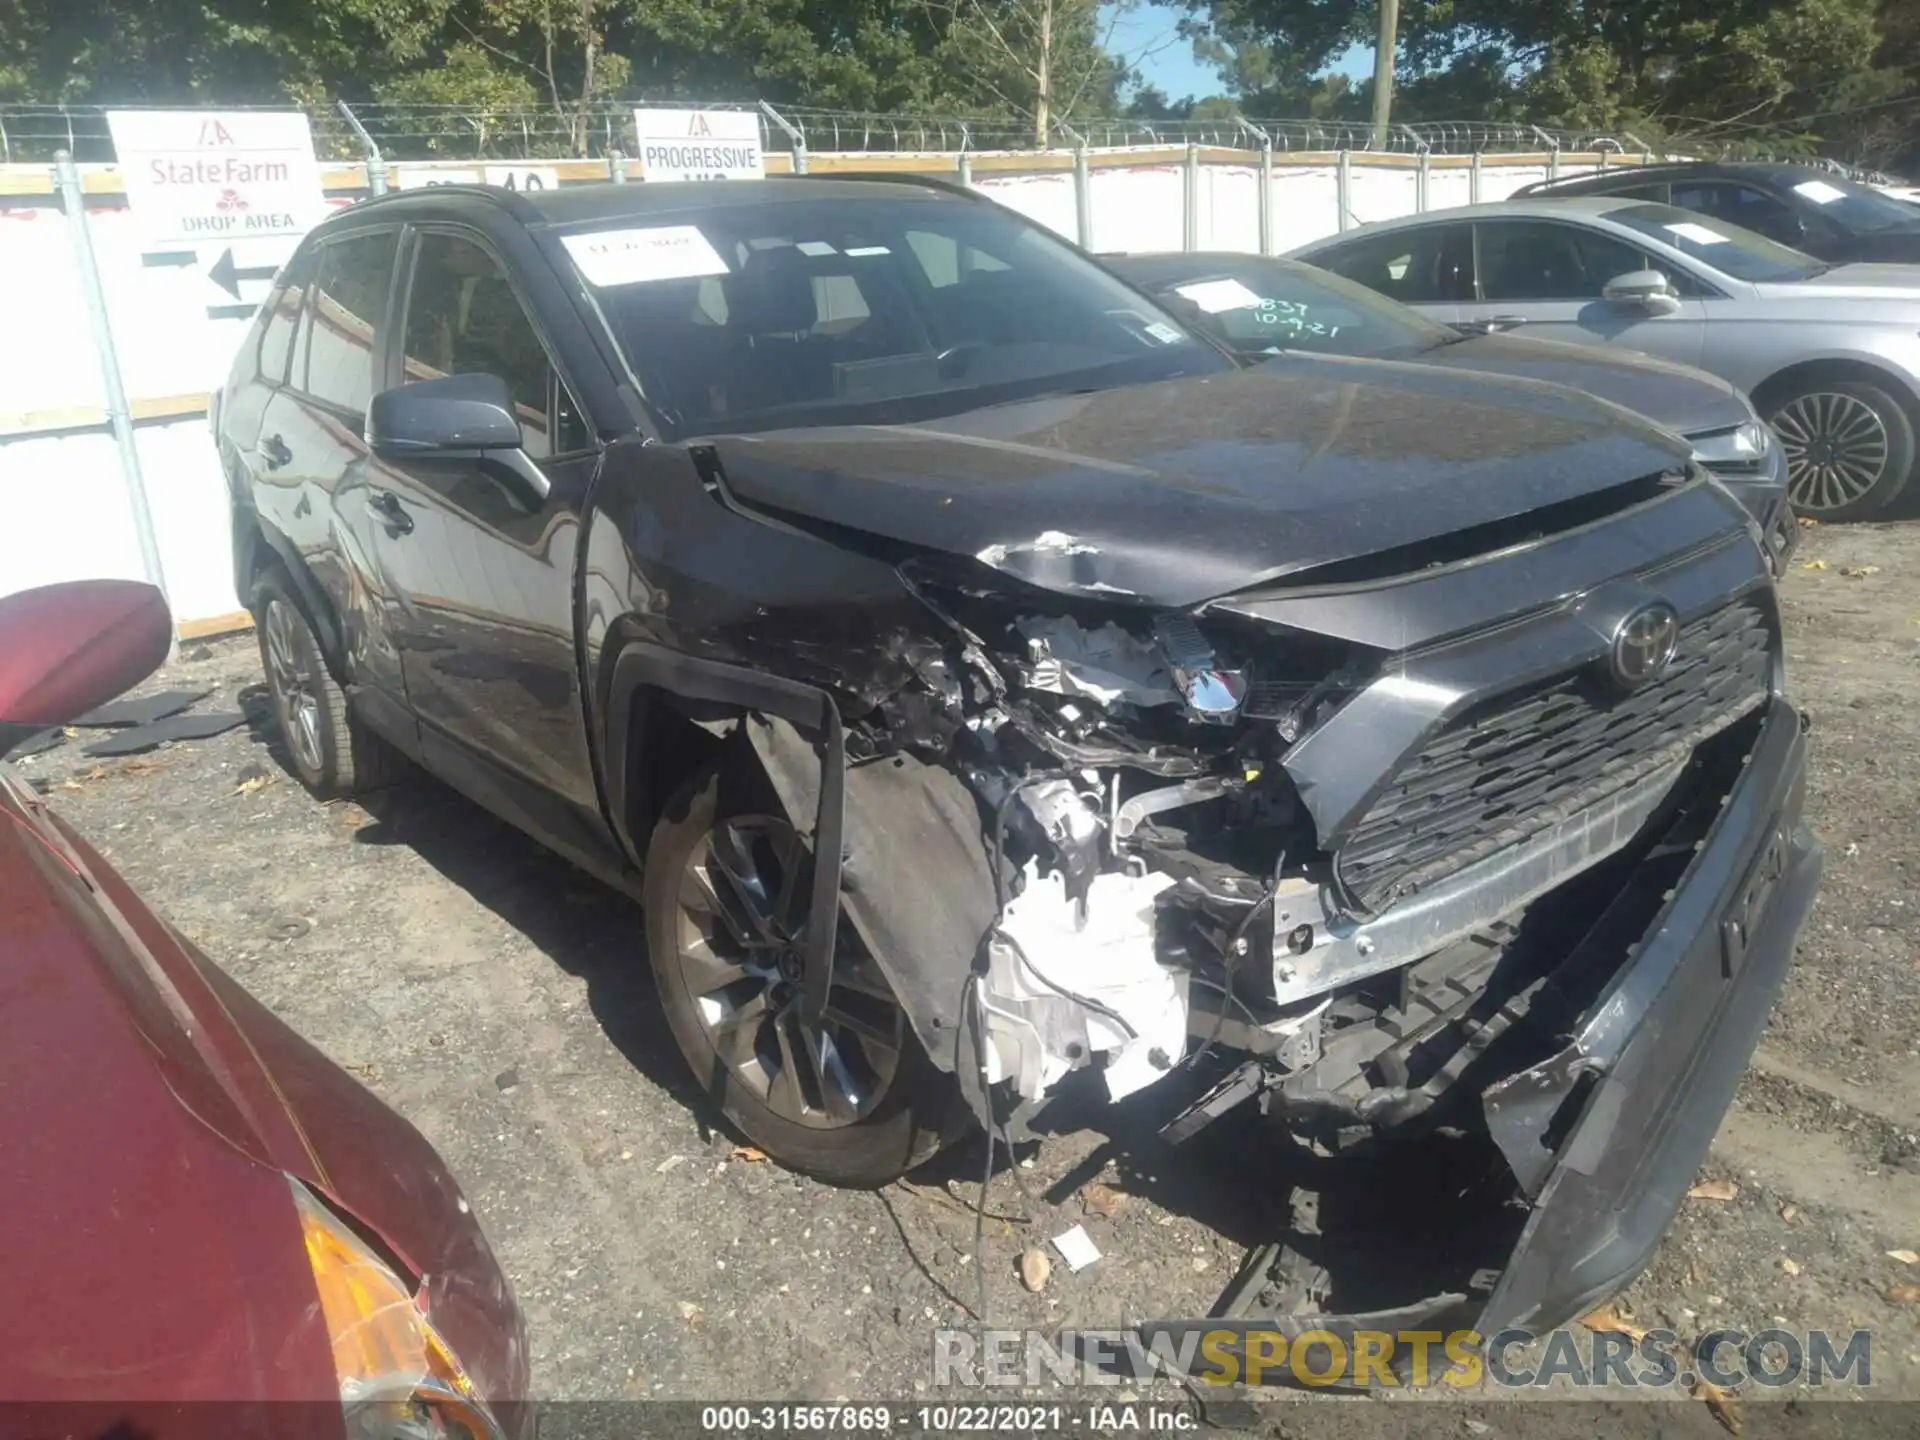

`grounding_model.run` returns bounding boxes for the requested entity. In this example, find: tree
[912,0,1152,143]
[1176,0,1920,167]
